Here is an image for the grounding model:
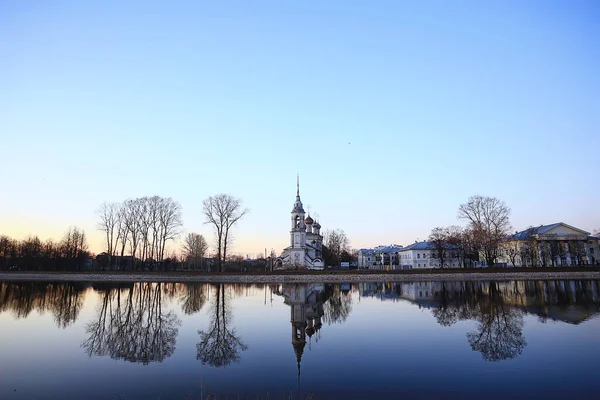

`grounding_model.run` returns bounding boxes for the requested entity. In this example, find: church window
[295,215,300,228]
[417,254,420,259]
